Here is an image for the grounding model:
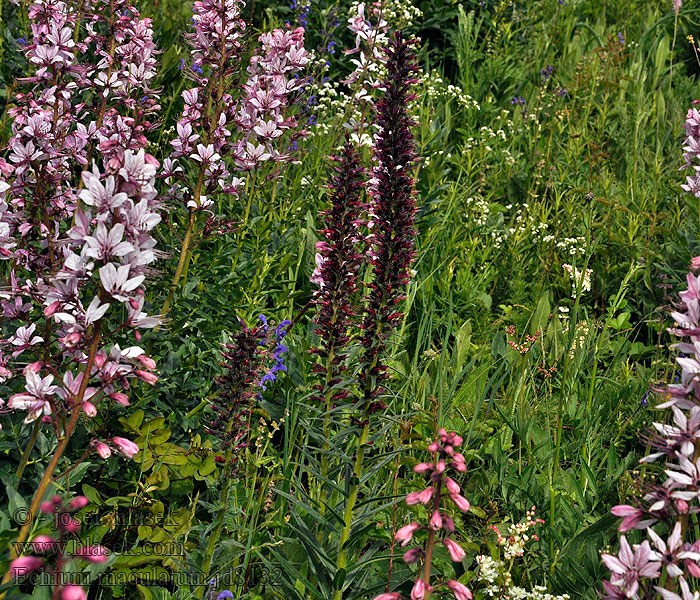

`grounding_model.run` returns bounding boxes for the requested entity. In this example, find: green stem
[195,449,233,598]
[319,342,337,518]
[3,321,103,585]
[160,209,196,318]
[332,403,370,600]
[16,418,42,482]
